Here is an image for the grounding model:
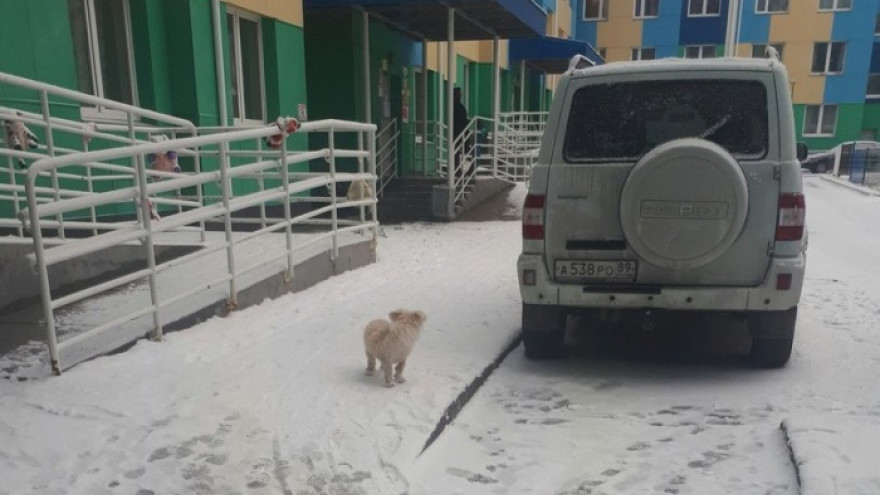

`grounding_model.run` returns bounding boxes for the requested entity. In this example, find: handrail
[0,71,194,129]
[21,117,378,375]
[375,119,399,197]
